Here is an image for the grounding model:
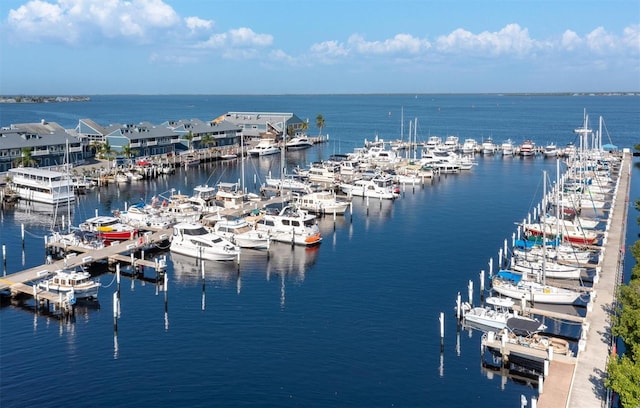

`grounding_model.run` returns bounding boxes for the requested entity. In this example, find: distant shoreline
[0,92,638,102]
[0,96,90,103]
